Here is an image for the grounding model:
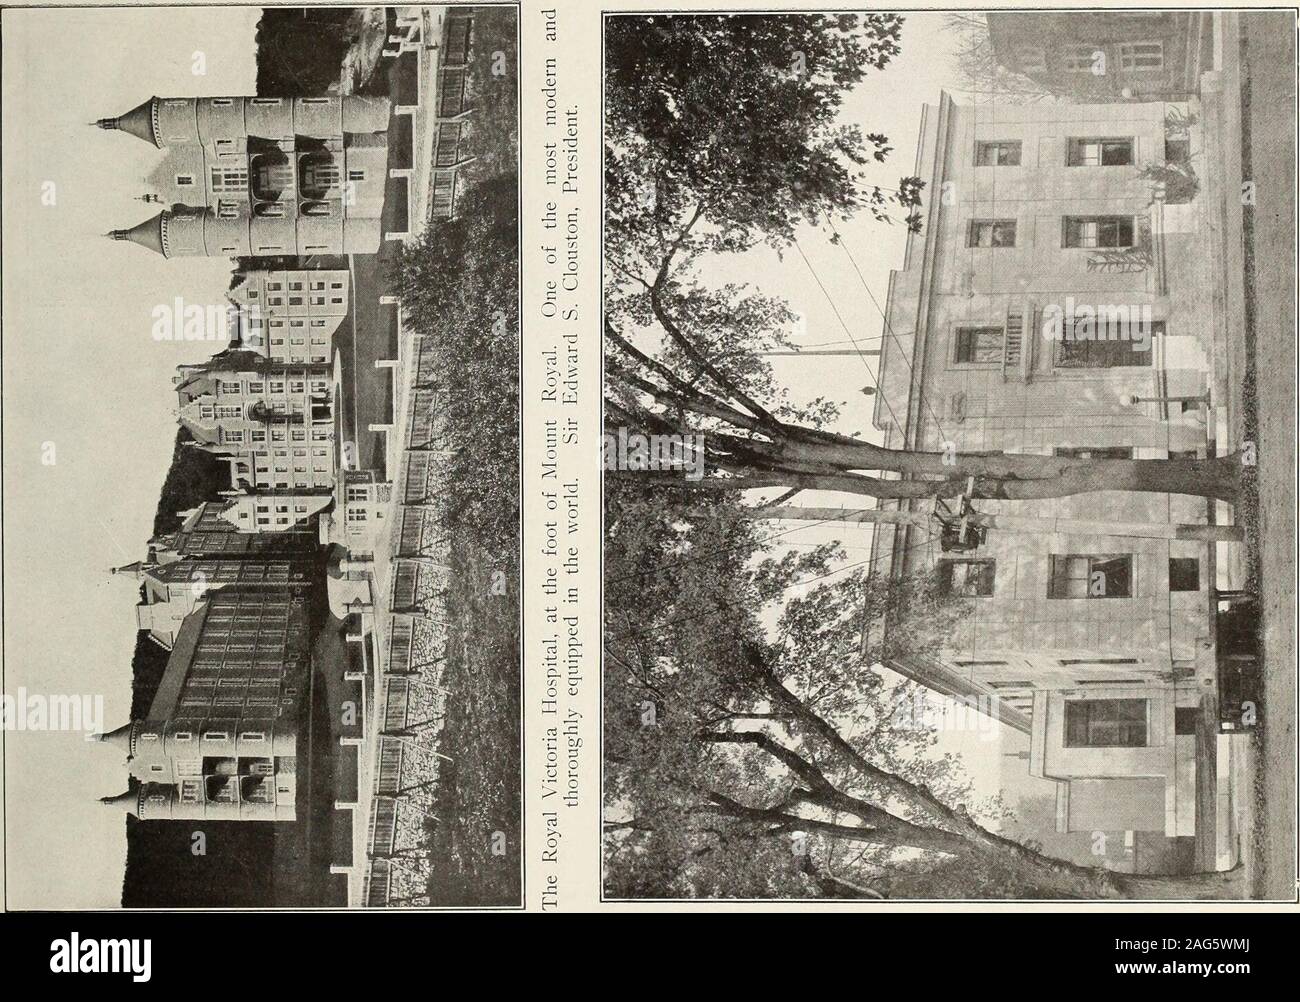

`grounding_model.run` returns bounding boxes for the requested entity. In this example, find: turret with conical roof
[99,93,392,258]
[94,96,161,148]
